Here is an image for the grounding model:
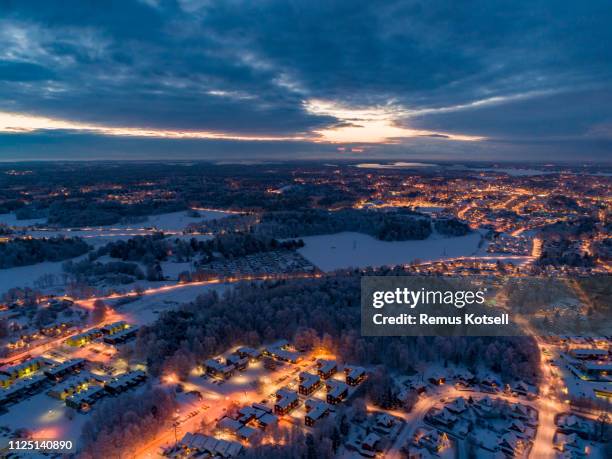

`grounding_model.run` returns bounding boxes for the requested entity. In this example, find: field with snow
[0,209,228,236]
[116,282,230,325]
[297,231,484,271]
[0,213,47,227]
[0,210,228,294]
